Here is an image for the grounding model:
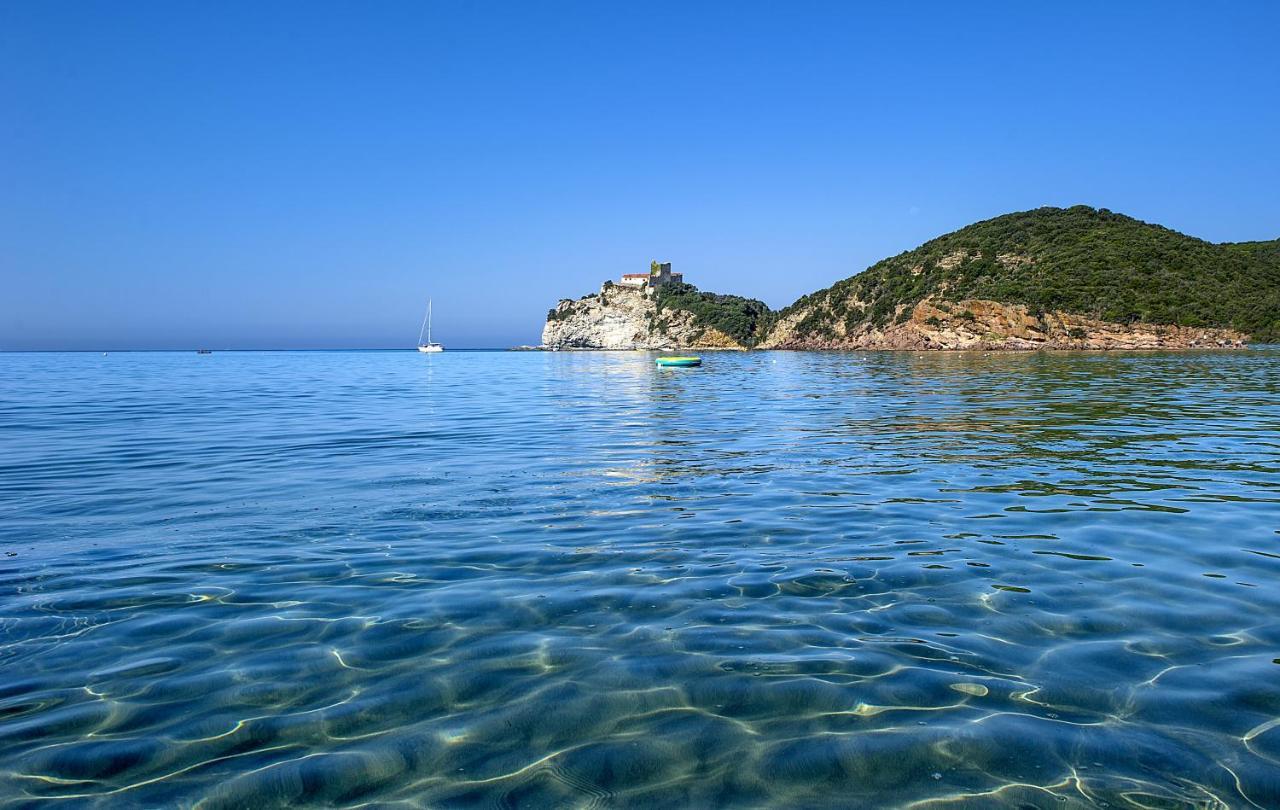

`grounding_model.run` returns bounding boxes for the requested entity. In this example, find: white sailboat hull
[417,344,444,353]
